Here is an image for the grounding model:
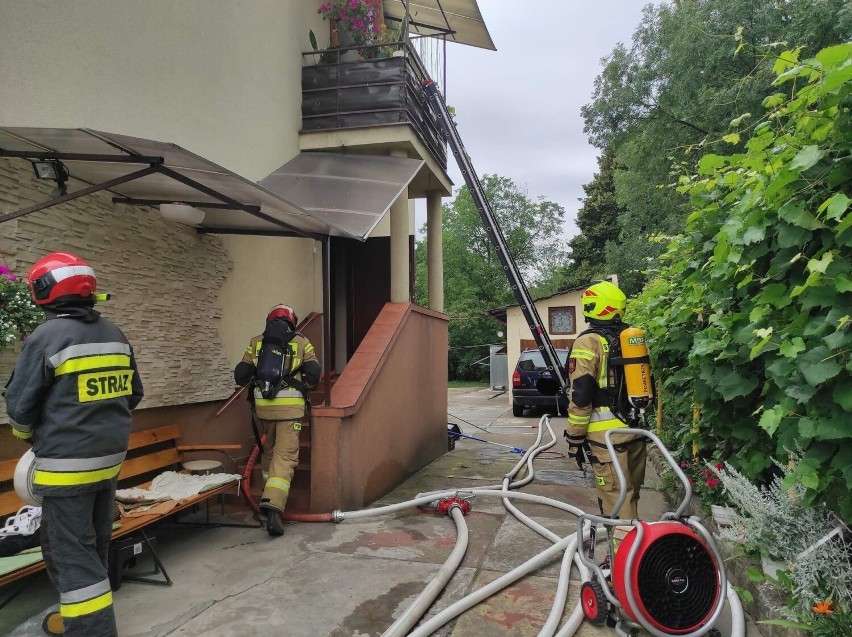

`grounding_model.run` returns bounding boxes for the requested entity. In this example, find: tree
[416,175,568,380]
[579,0,852,293]
[554,151,625,290]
